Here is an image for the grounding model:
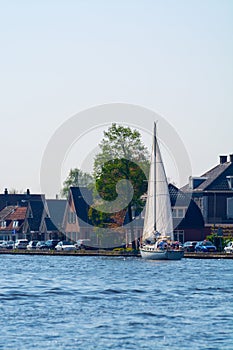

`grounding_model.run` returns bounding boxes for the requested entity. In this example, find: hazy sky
[1,0,232,197]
